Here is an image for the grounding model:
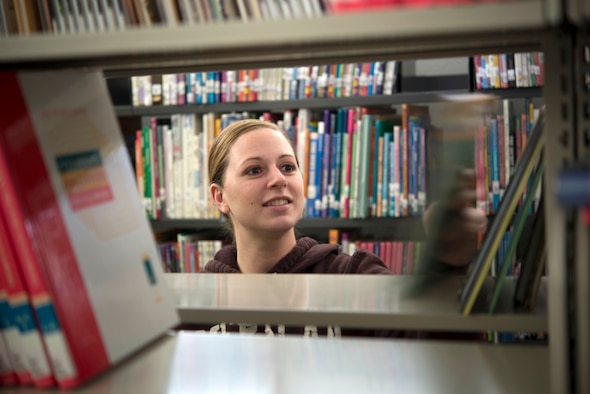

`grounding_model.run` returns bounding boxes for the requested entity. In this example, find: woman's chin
[262,218,299,233]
